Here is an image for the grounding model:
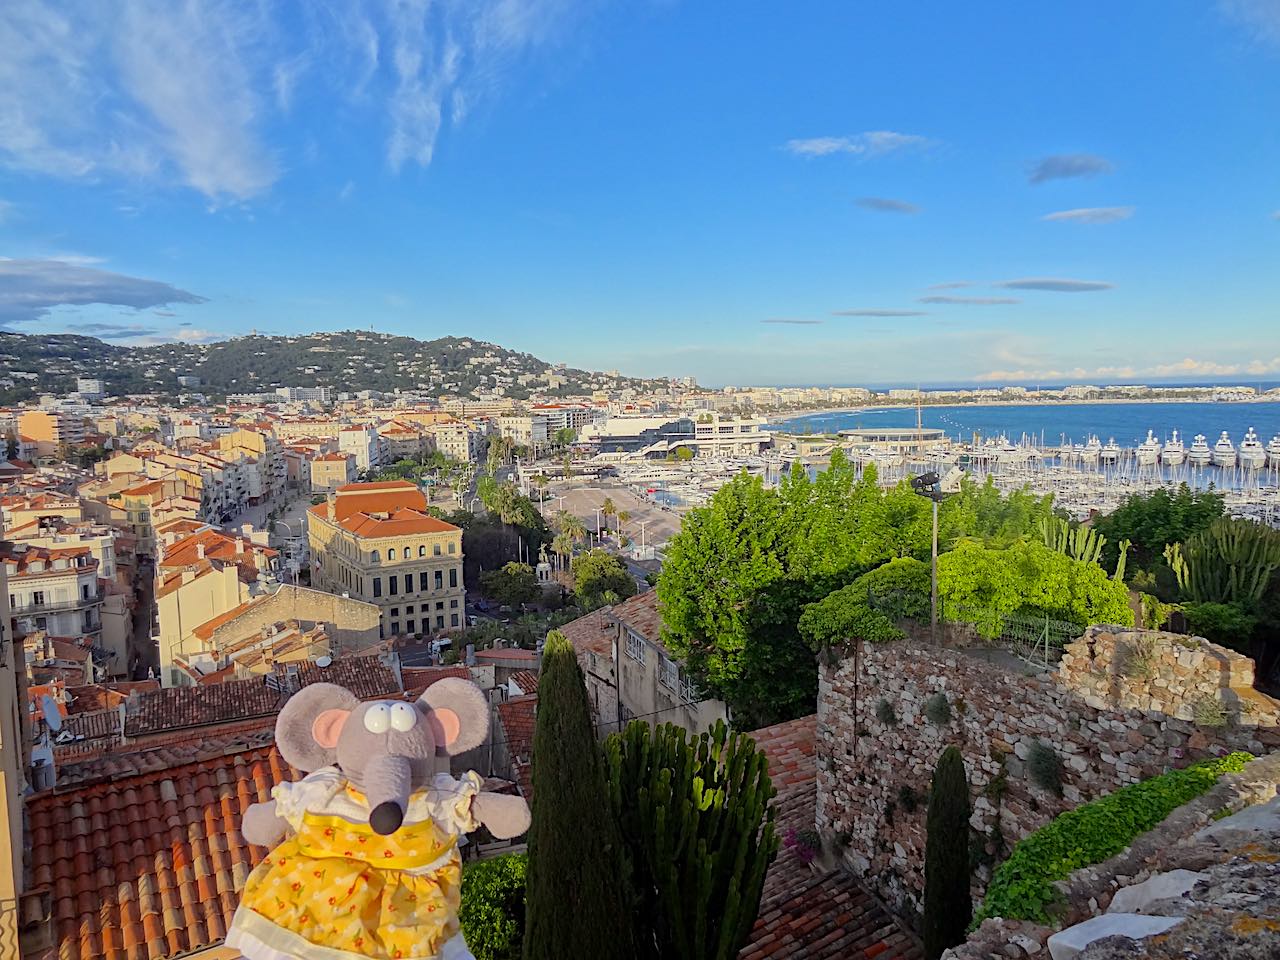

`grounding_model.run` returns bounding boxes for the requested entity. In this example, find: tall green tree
[604,721,778,960]
[523,632,635,960]
[571,549,636,610]
[480,562,541,609]
[1093,484,1225,572]
[923,746,972,960]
